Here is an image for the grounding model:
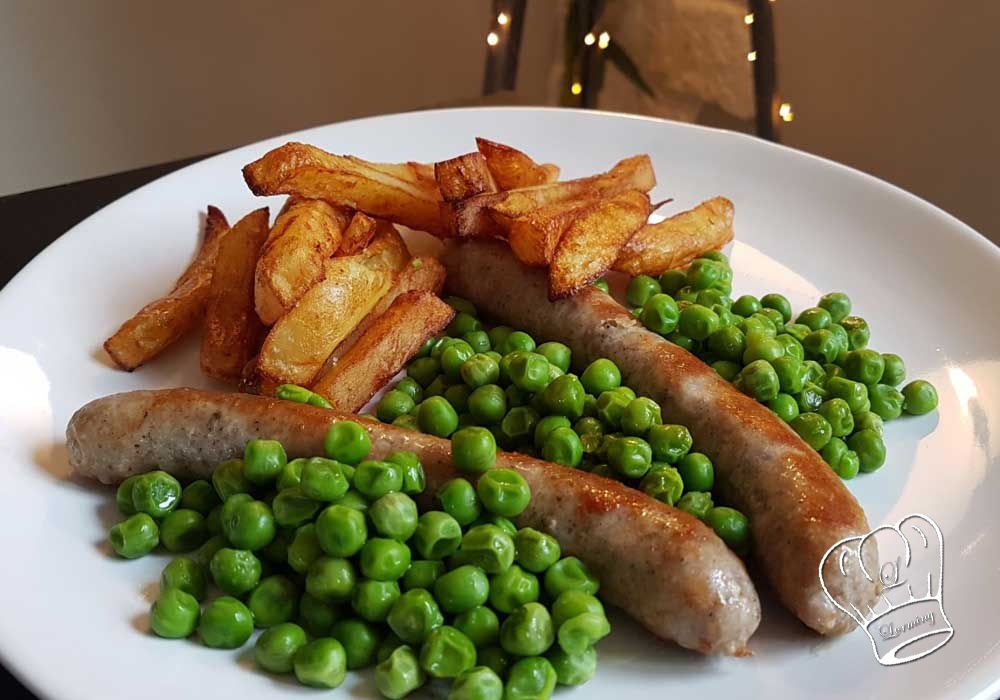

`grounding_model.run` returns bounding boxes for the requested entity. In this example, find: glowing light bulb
[571,82,583,95]
[497,12,509,25]
[487,32,499,46]
[744,13,754,24]
[747,50,757,62]
[598,31,610,49]
[779,102,794,122]
[584,32,596,46]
